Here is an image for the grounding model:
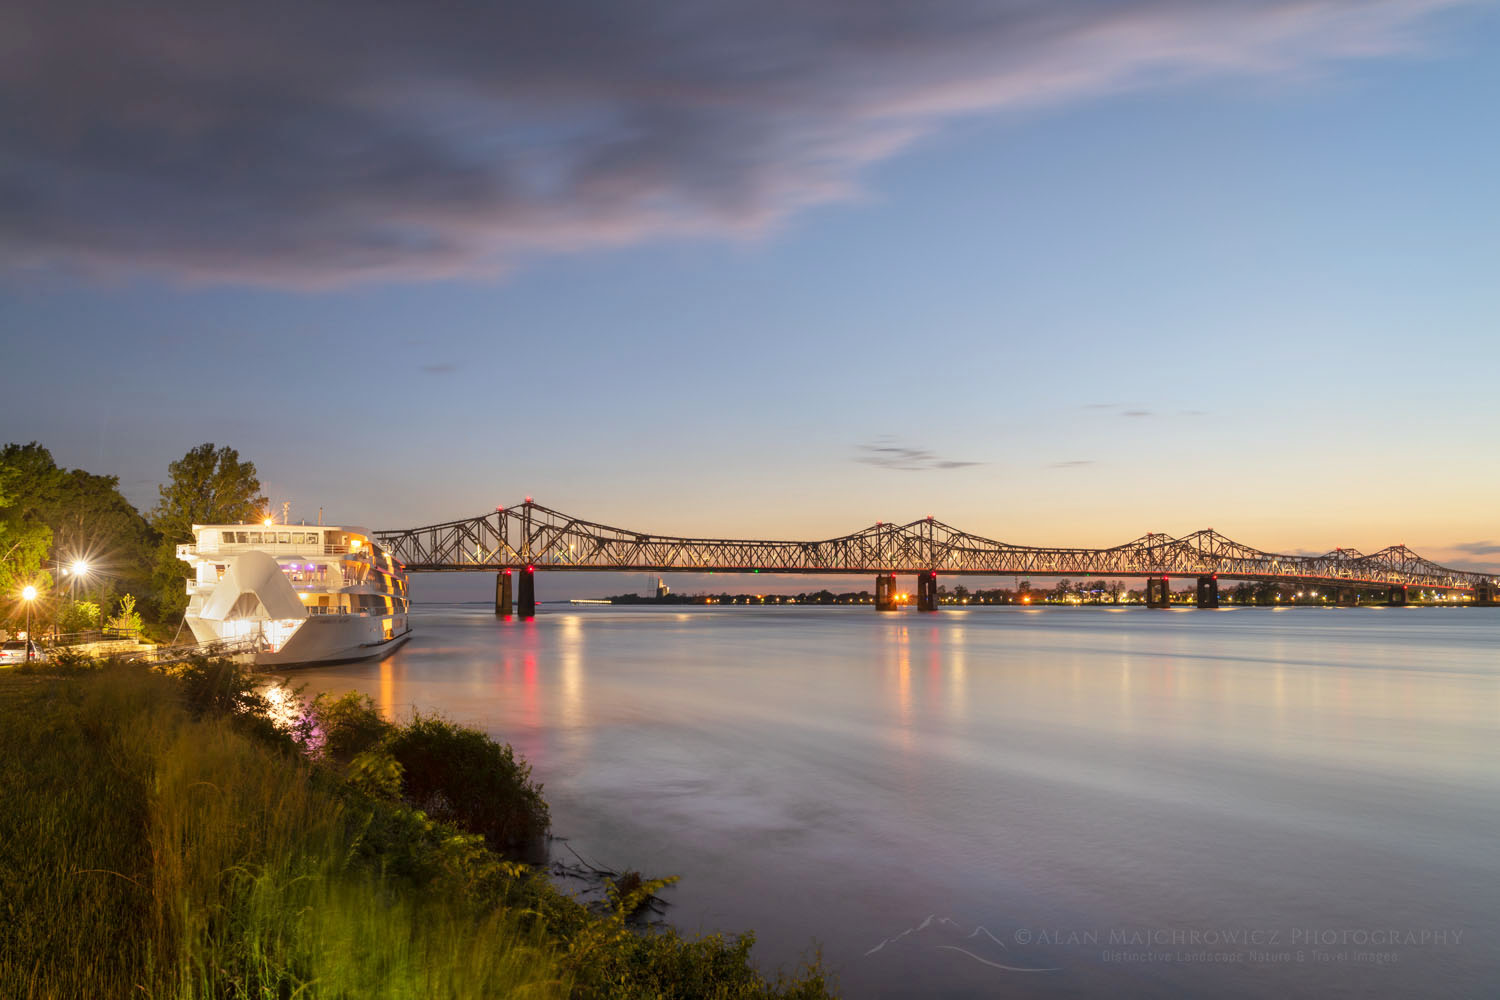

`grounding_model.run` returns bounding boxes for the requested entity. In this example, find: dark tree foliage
[312,691,393,764]
[0,451,52,600]
[384,712,551,852]
[149,443,268,619]
[1,444,157,612]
